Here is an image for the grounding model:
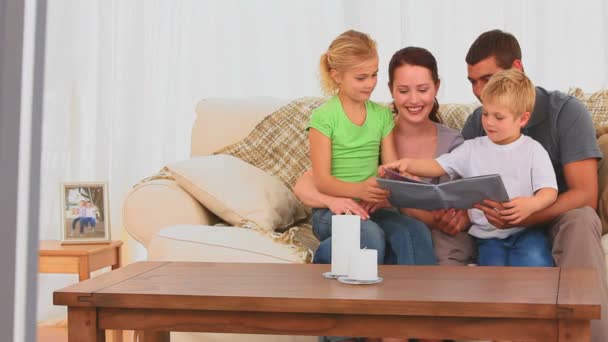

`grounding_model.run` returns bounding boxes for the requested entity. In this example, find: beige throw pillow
[166,155,308,232]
